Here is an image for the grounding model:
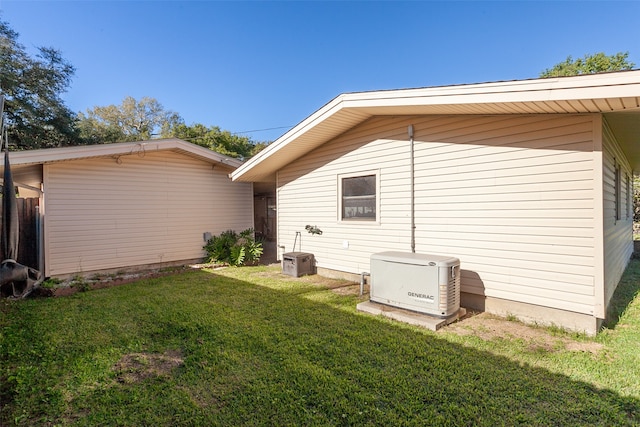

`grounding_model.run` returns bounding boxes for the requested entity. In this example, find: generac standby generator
[370,251,460,318]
